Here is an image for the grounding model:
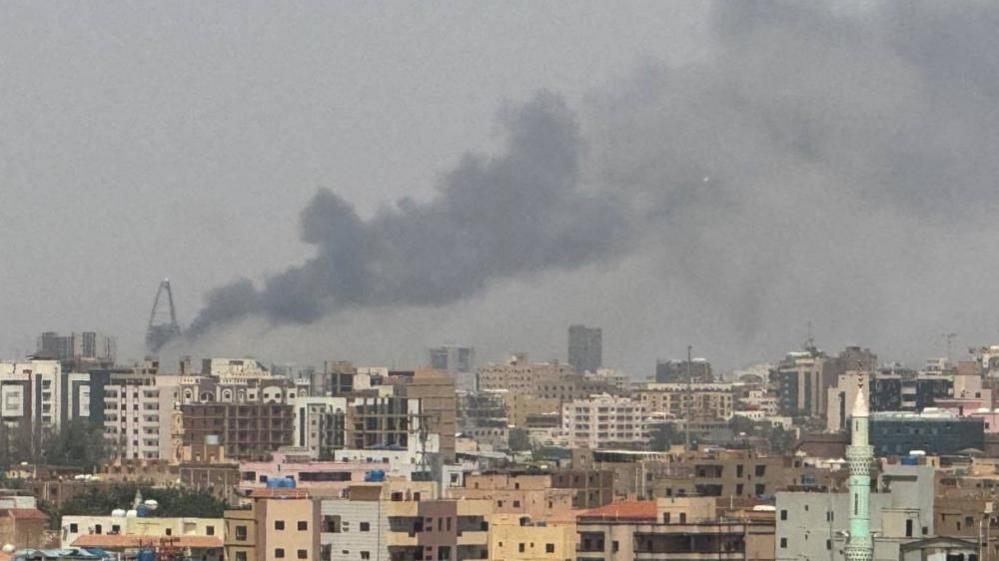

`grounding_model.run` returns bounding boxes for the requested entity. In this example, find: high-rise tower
[845,383,873,561]
[146,279,181,353]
